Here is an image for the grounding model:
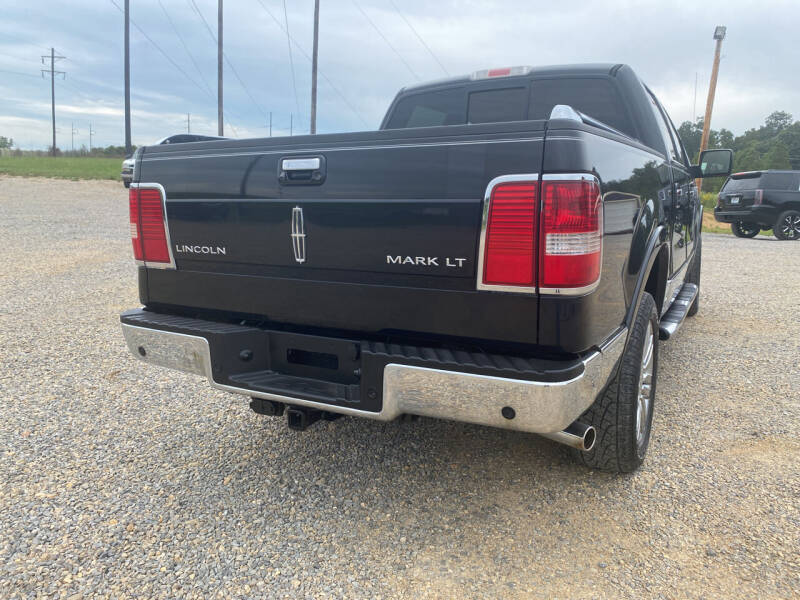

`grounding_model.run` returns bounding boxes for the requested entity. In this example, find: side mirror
[690,148,733,178]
